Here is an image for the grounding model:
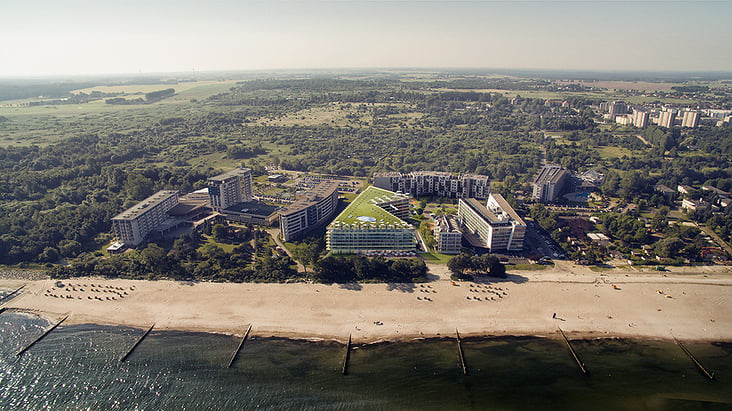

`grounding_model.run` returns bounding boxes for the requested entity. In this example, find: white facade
[457,194,526,252]
[373,171,490,199]
[112,191,179,246]
[207,168,253,212]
